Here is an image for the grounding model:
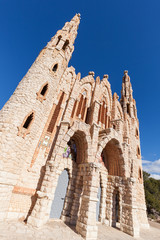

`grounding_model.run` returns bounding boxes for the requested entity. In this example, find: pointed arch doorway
[50,169,69,219]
